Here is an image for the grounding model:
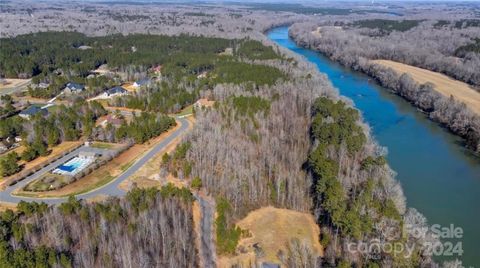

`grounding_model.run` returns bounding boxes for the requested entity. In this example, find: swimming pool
[53,156,95,176]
